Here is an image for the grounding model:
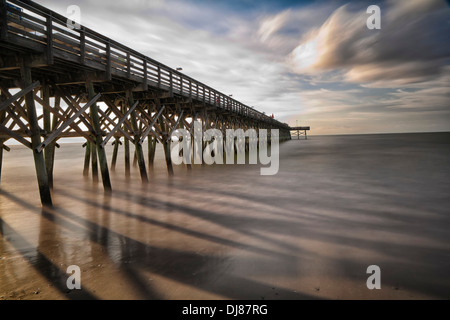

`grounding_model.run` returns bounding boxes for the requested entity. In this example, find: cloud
[288,67,450,134]
[257,9,291,42]
[382,73,450,111]
[289,0,450,87]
